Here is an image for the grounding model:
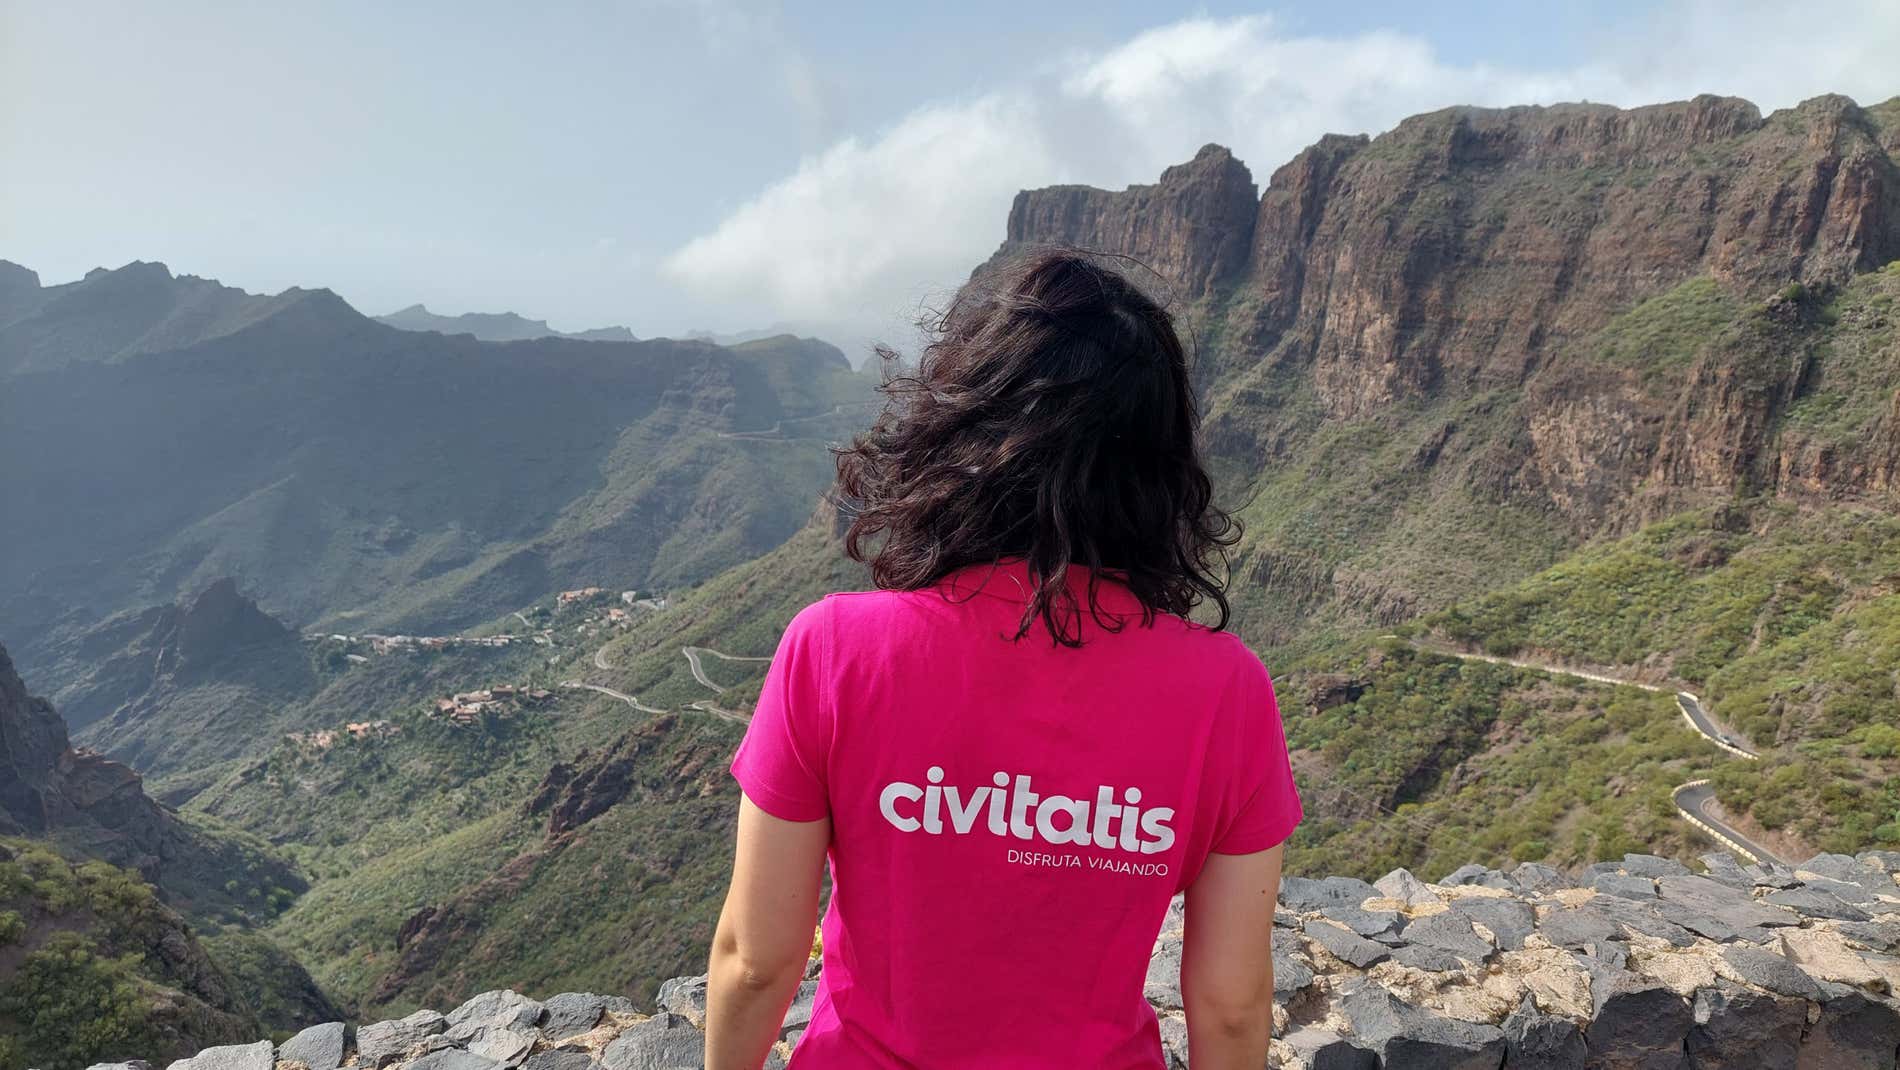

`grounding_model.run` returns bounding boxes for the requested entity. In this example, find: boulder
[277,1022,347,1070]
[1280,875,1379,913]
[1510,862,1573,896]
[1799,854,1900,902]
[1765,886,1873,922]
[1718,944,1824,1002]
[355,1011,449,1069]
[1157,1012,1189,1068]
[1618,854,1690,878]
[1279,1025,1378,1069]
[1797,985,1900,1069]
[1656,873,1801,931]
[1336,984,1506,1069]
[655,975,708,1027]
[1446,896,1536,951]
[1697,852,1751,889]
[1145,935,1184,1008]
[1594,873,1659,900]
[447,990,545,1032]
[599,1013,703,1070]
[1389,944,1466,972]
[1400,912,1494,963]
[405,1053,503,1070]
[1745,862,1802,889]
[1585,974,1692,1070]
[1373,867,1438,907]
[781,979,818,1039]
[520,1055,596,1070]
[1501,993,1586,1070]
[163,1042,272,1070]
[1320,904,1402,940]
[1589,894,1697,947]
[1686,984,1805,1070]
[468,1028,537,1066]
[1855,851,1900,875]
[541,992,611,1040]
[1304,918,1391,968]
[1538,907,1618,948]
[1836,920,1900,953]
